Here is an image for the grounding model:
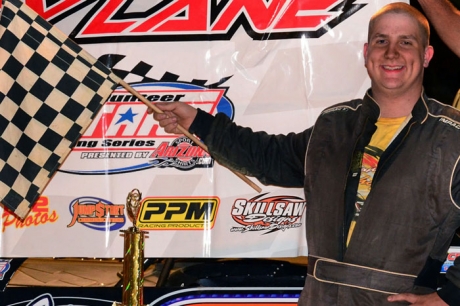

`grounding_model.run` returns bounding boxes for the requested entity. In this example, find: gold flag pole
[115,189,147,306]
[118,80,262,193]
